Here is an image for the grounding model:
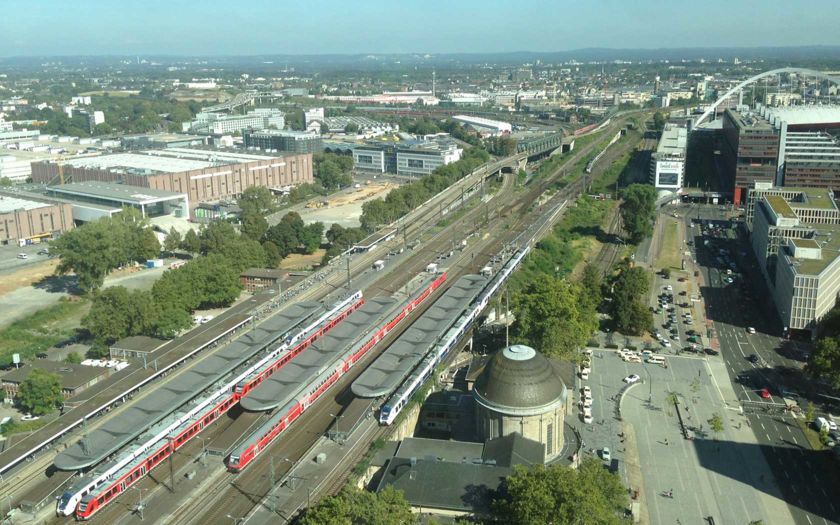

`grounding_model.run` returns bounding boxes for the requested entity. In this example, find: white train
[378,247,530,425]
